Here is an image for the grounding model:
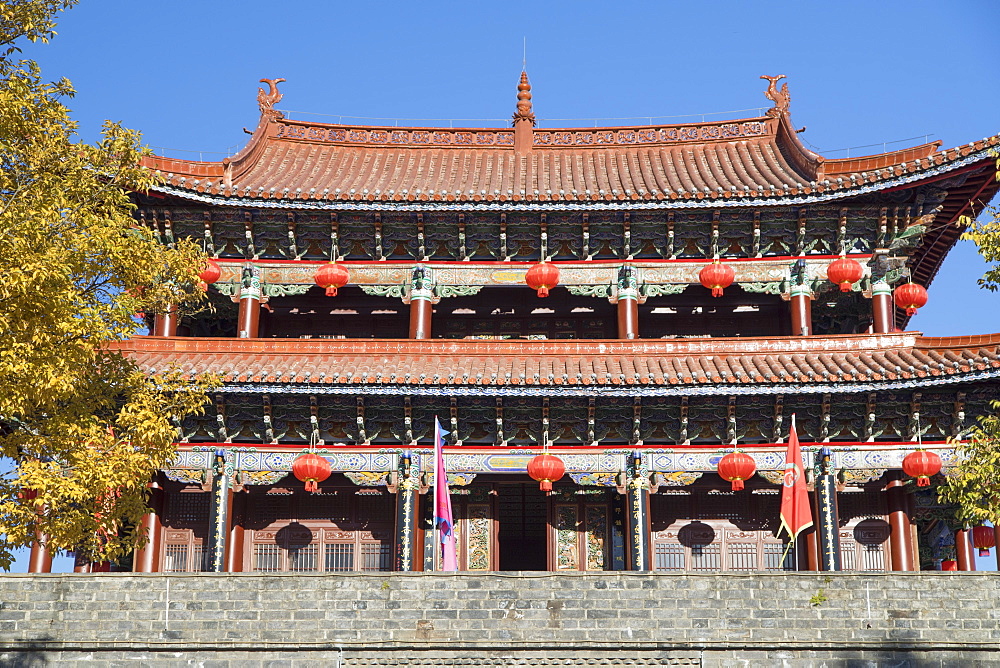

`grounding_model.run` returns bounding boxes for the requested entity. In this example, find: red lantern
[826,256,864,292]
[902,450,942,487]
[314,262,350,297]
[292,453,331,493]
[525,262,559,298]
[893,282,928,316]
[972,526,996,557]
[699,261,735,298]
[199,259,222,286]
[717,452,756,491]
[527,453,565,492]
